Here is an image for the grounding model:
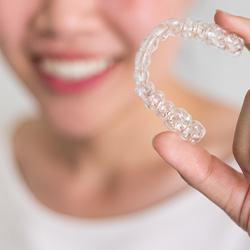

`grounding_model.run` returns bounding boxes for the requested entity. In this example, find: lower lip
[36,63,116,94]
